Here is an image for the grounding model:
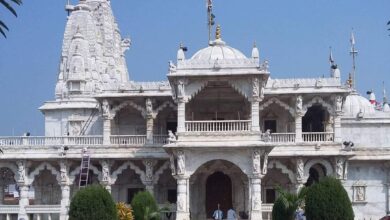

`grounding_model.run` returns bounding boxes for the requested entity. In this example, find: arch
[69,163,101,183]
[268,160,296,184]
[111,101,146,119]
[186,80,209,102]
[227,80,251,100]
[28,162,61,185]
[303,96,334,115]
[111,161,145,184]
[0,162,18,182]
[304,159,334,179]
[153,161,170,184]
[155,101,177,116]
[259,97,295,116]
